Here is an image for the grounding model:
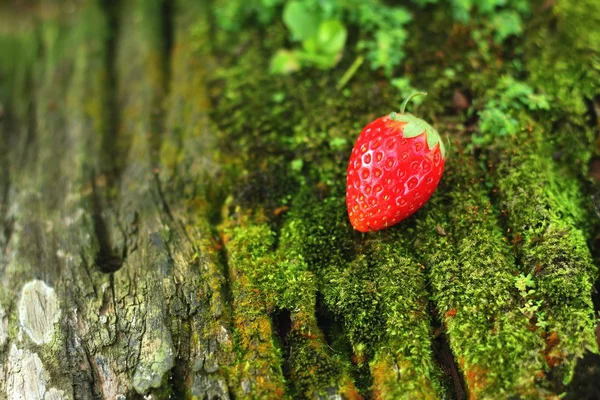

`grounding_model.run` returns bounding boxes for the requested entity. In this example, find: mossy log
[1,1,599,399]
